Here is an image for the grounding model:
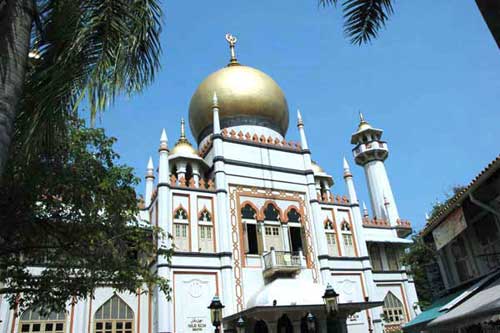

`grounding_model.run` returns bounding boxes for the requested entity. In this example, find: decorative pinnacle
[425,212,430,220]
[225,33,239,65]
[297,109,304,126]
[359,111,365,123]
[212,92,219,107]
[180,118,186,139]
[363,201,368,214]
[147,156,154,170]
[343,157,352,178]
[159,128,168,151]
